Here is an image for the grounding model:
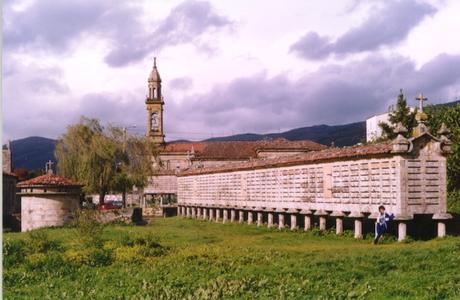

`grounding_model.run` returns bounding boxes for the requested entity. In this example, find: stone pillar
[209,207,214,221]
[187,206,192,218]
[196,207,202,219]
[395,215,413,242]
[230,208,236,222]
[277,209,285,229]
[348,212,364,239]
[331,211,345,235]
[223,208,228,224]
[247,209,254,225]
[300,209,312,231]
[398,222,407,241]
[288,209,298,230]
[215,208,220,222]
[314,210,328,231]
[202,207,208,220]
[239,210,245,224]
[256,208,263,227]
[267,208,274,228]
[192,206,197,219]
[433,213,452,238]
